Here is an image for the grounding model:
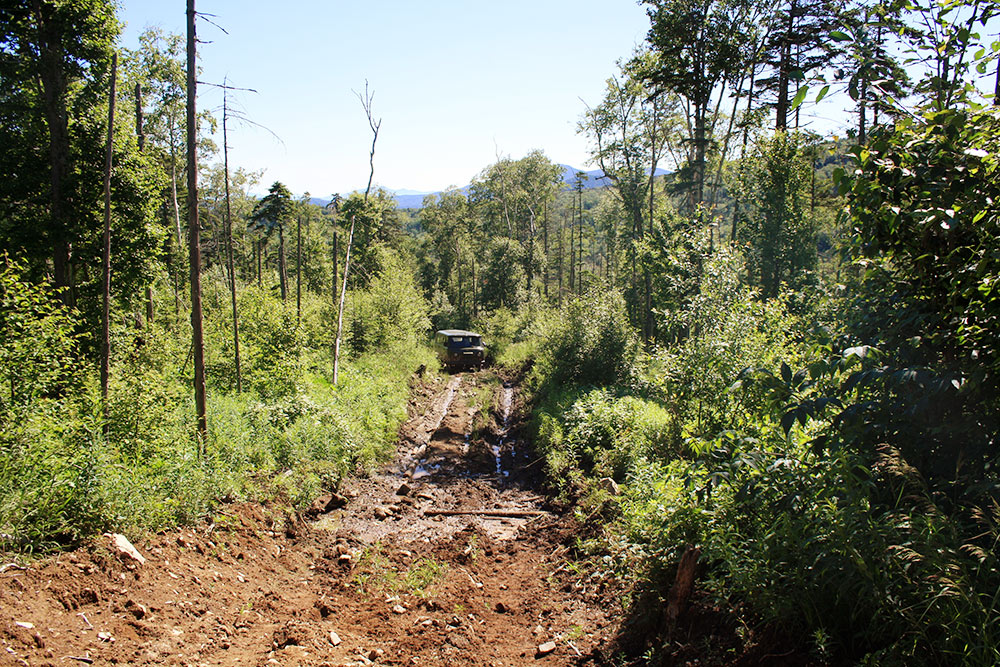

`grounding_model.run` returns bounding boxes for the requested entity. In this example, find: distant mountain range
[307,164,670,210]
